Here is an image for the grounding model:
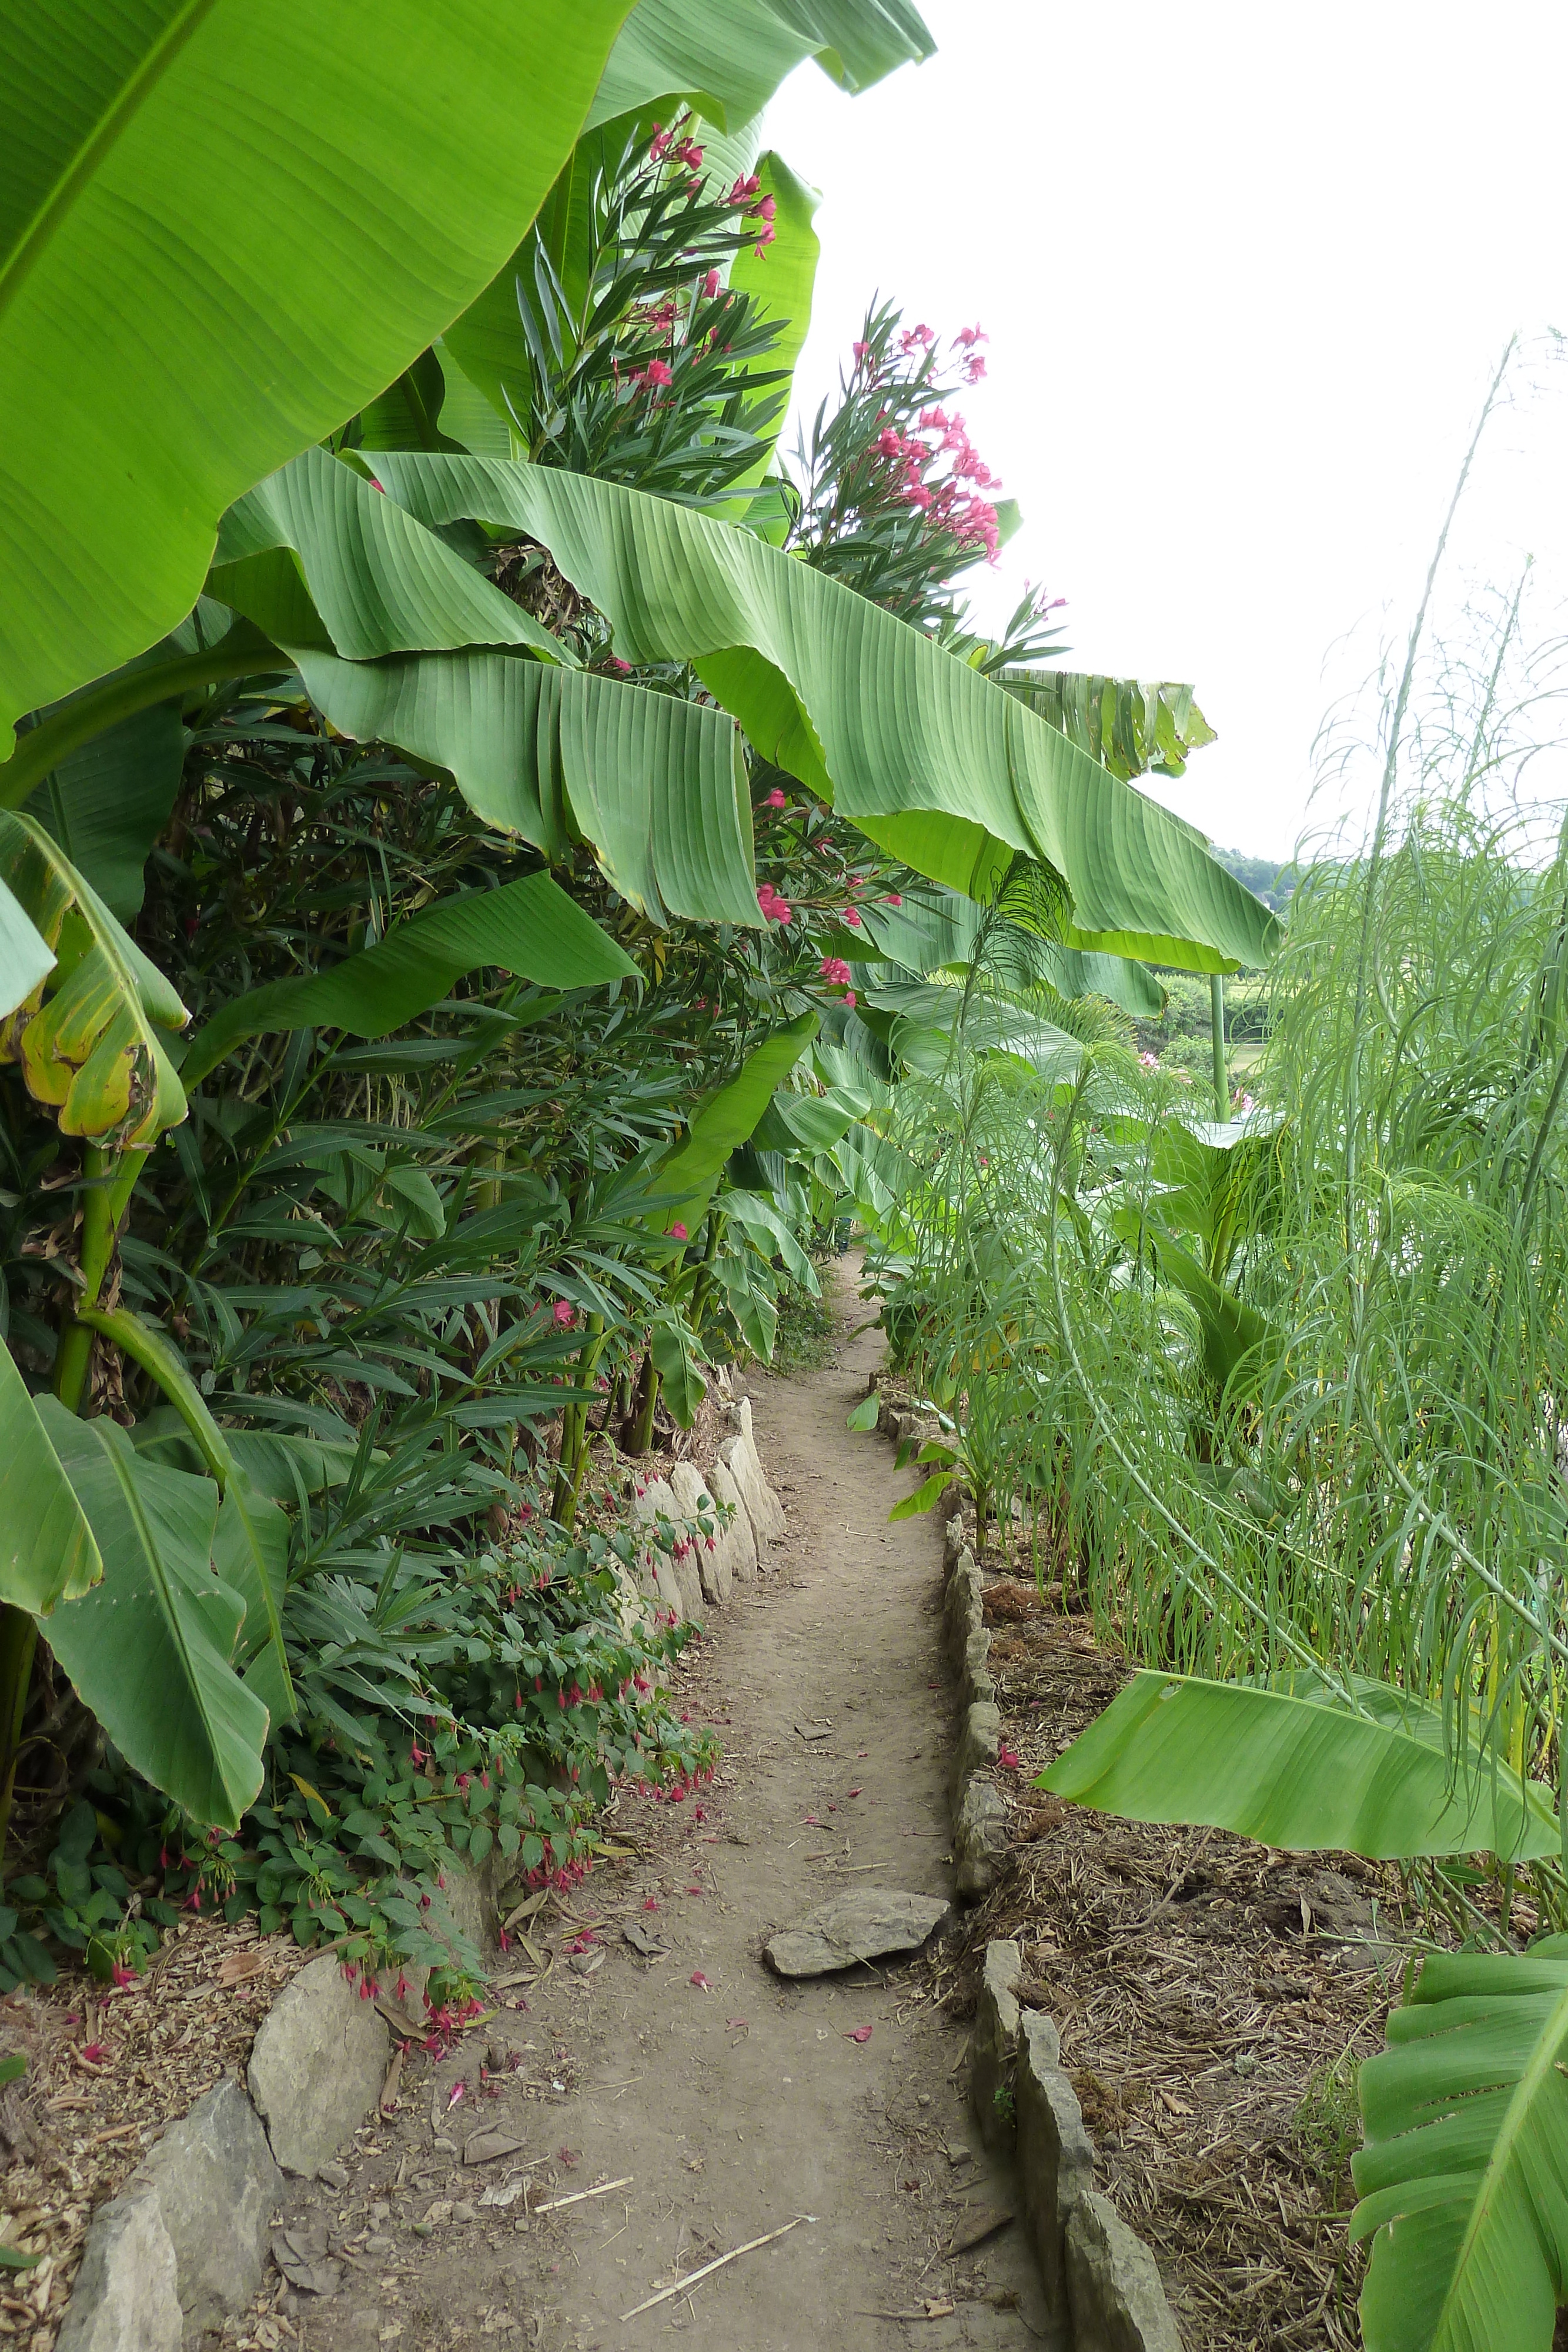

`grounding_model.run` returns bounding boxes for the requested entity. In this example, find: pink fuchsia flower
[81,2041,109,2065]
[668,1221,689,1241]
[553,1299,576,1328]
[111,1962,136,1989]
[998,1745,1021,1769]
[764,786,787,809]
